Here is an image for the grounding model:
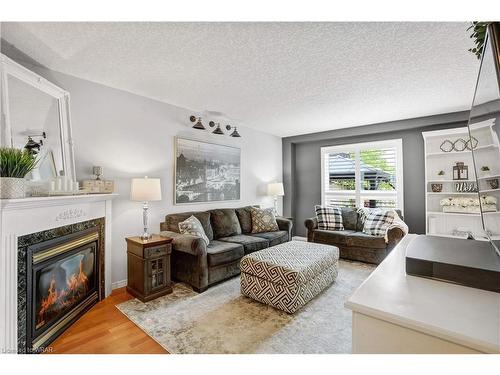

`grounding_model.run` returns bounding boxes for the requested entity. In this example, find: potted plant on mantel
[0,147,38,199]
